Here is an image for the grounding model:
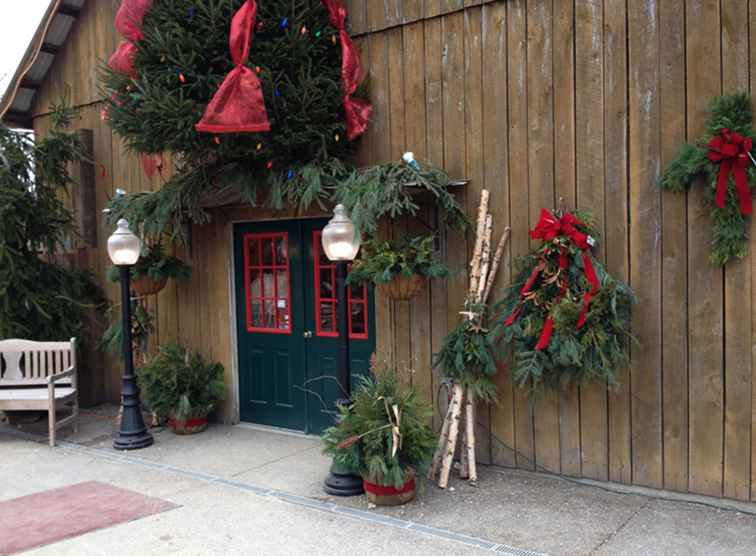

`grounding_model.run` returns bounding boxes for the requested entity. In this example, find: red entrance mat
[0,481,177,555]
